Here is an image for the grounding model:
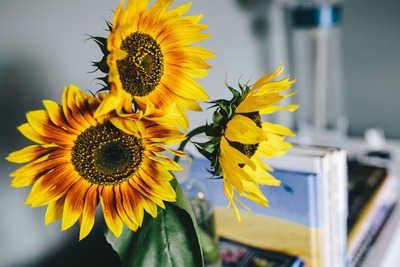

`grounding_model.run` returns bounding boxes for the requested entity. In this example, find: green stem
[174,125,207,163]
